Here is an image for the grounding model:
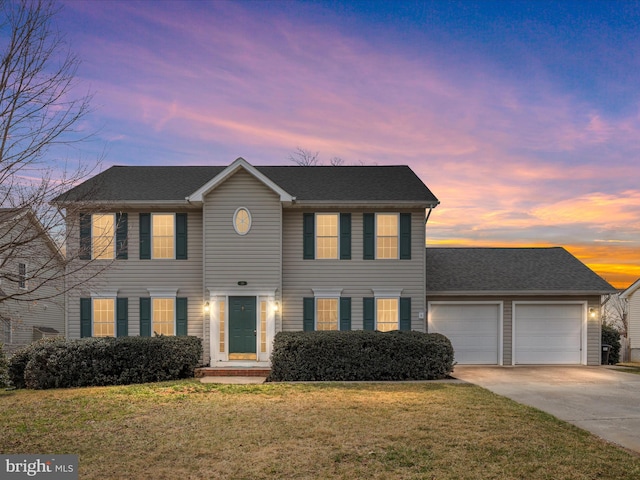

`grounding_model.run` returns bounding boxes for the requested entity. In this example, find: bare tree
[0,0,105,308]
[288,147,320,166]
[329,156,344,166]
[602,292,629,338]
